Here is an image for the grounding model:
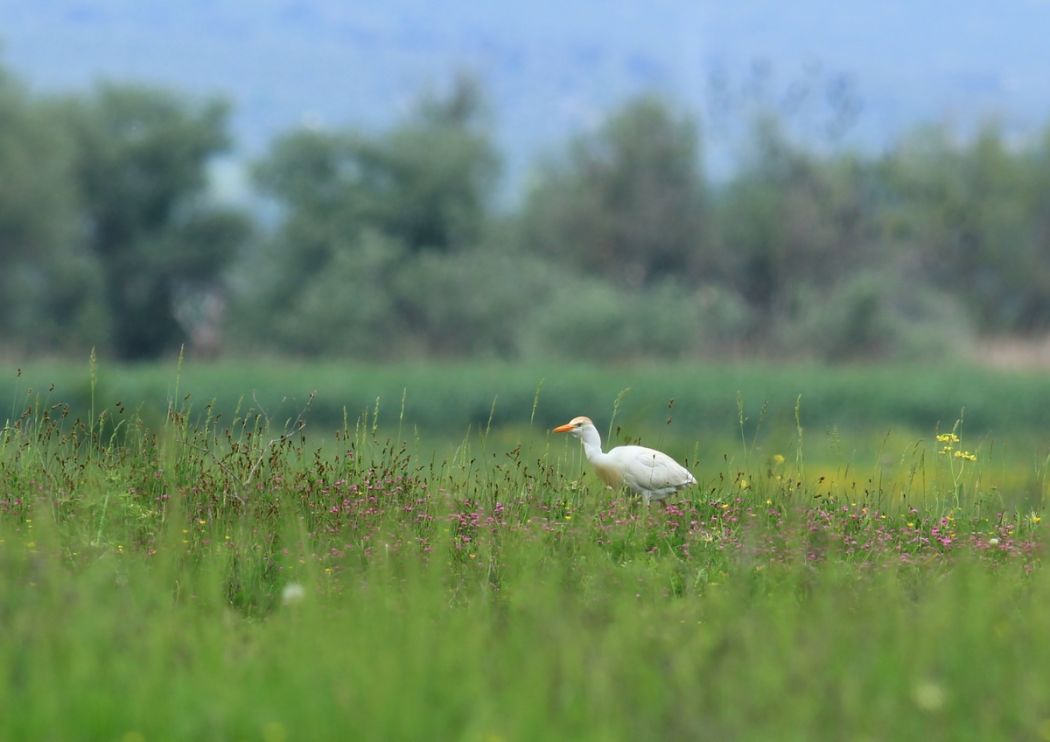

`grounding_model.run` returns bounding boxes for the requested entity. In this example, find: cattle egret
[552,415,696,504]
